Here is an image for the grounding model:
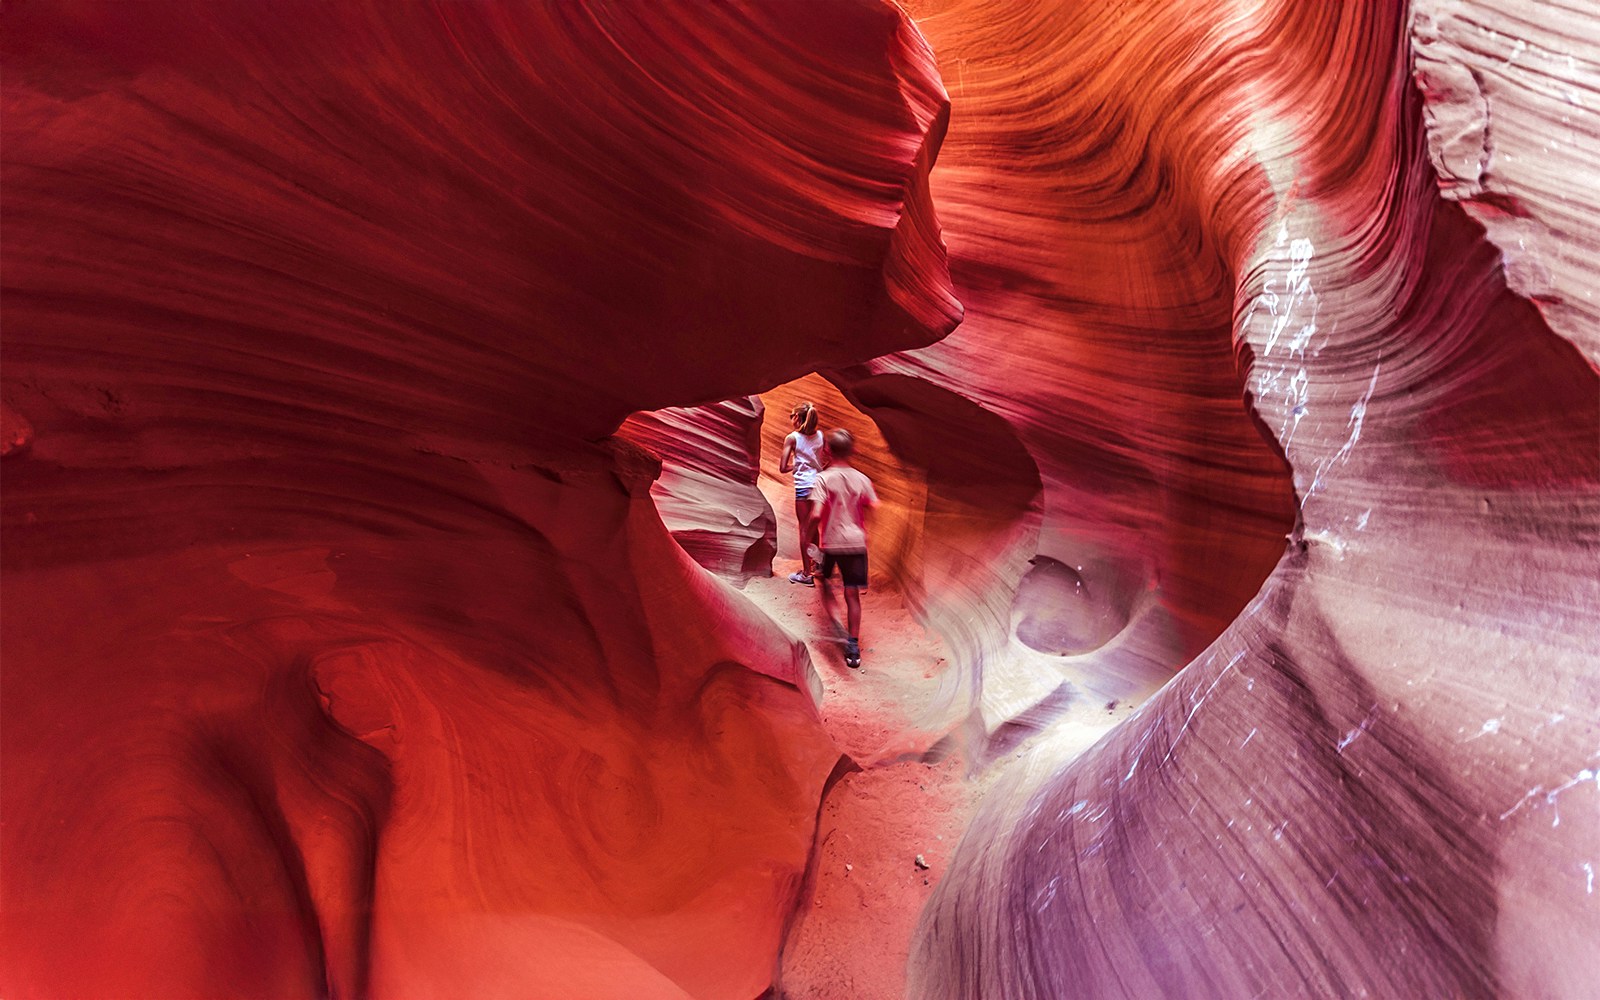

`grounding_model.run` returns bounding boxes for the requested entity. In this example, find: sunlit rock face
[620,398,777,582]
[1,3,955,997]
[758,372,1037,619]
[905,2,1599,999]
[1413,0,1600,365]
[802,0,1309,729]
